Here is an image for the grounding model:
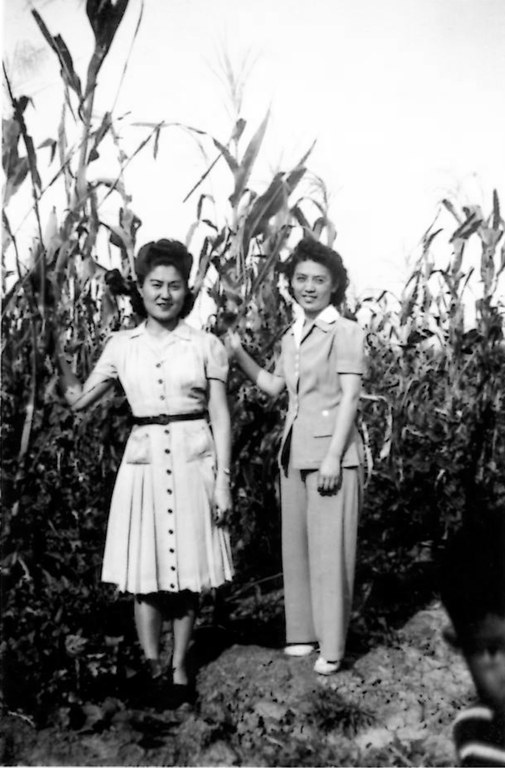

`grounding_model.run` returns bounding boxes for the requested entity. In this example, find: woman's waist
[286,401,344,425]
[131,411,207,426]
[282,419,363,468]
